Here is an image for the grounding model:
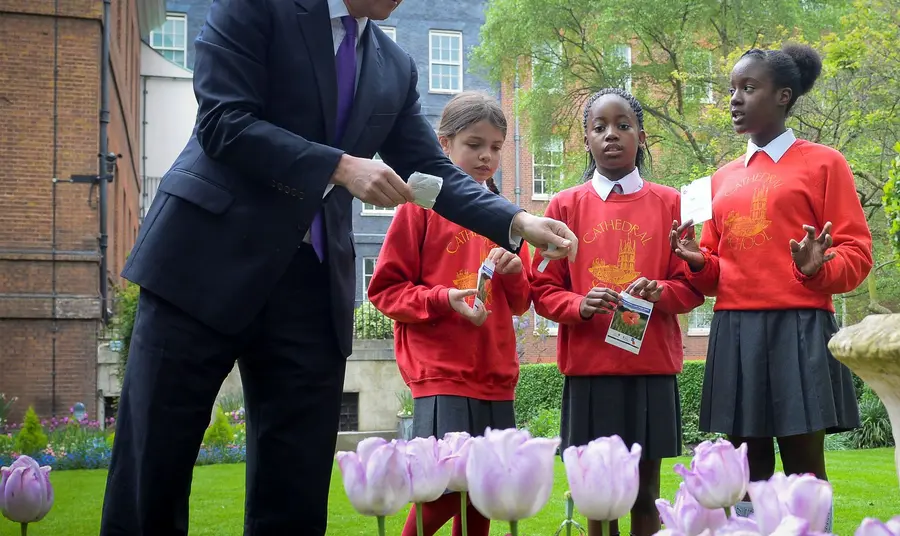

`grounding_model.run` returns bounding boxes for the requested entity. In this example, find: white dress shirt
[744,128,797,167]
[591,168,644,201]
